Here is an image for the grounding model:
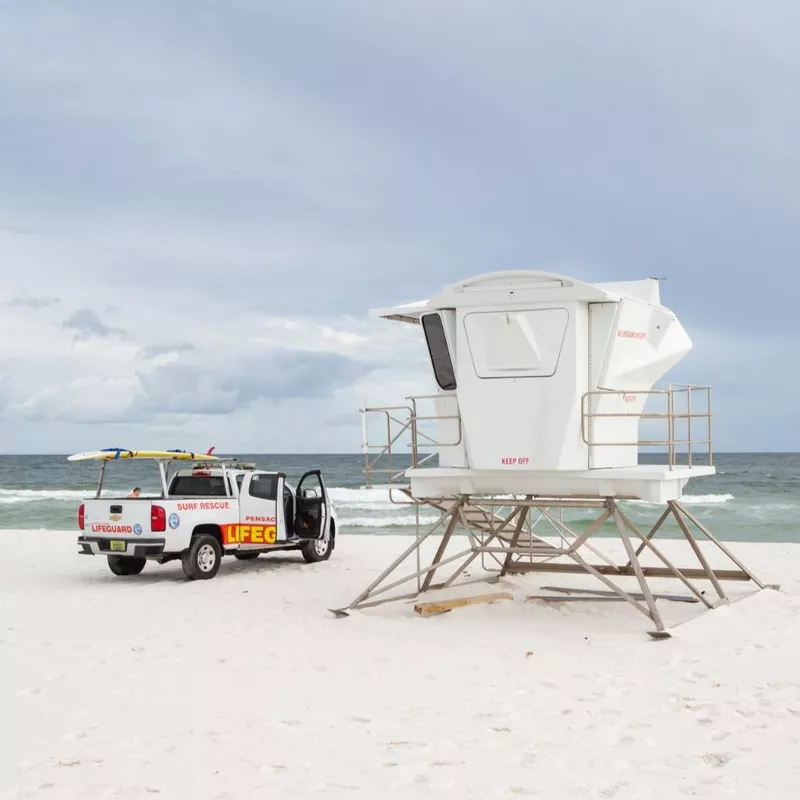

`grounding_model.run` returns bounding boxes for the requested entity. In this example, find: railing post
[386,413,393,482]
[707,387,713,467]
[687,387,693,468]
[667,388,674,470]
[361,406,369,487]
[410,397,419,469]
